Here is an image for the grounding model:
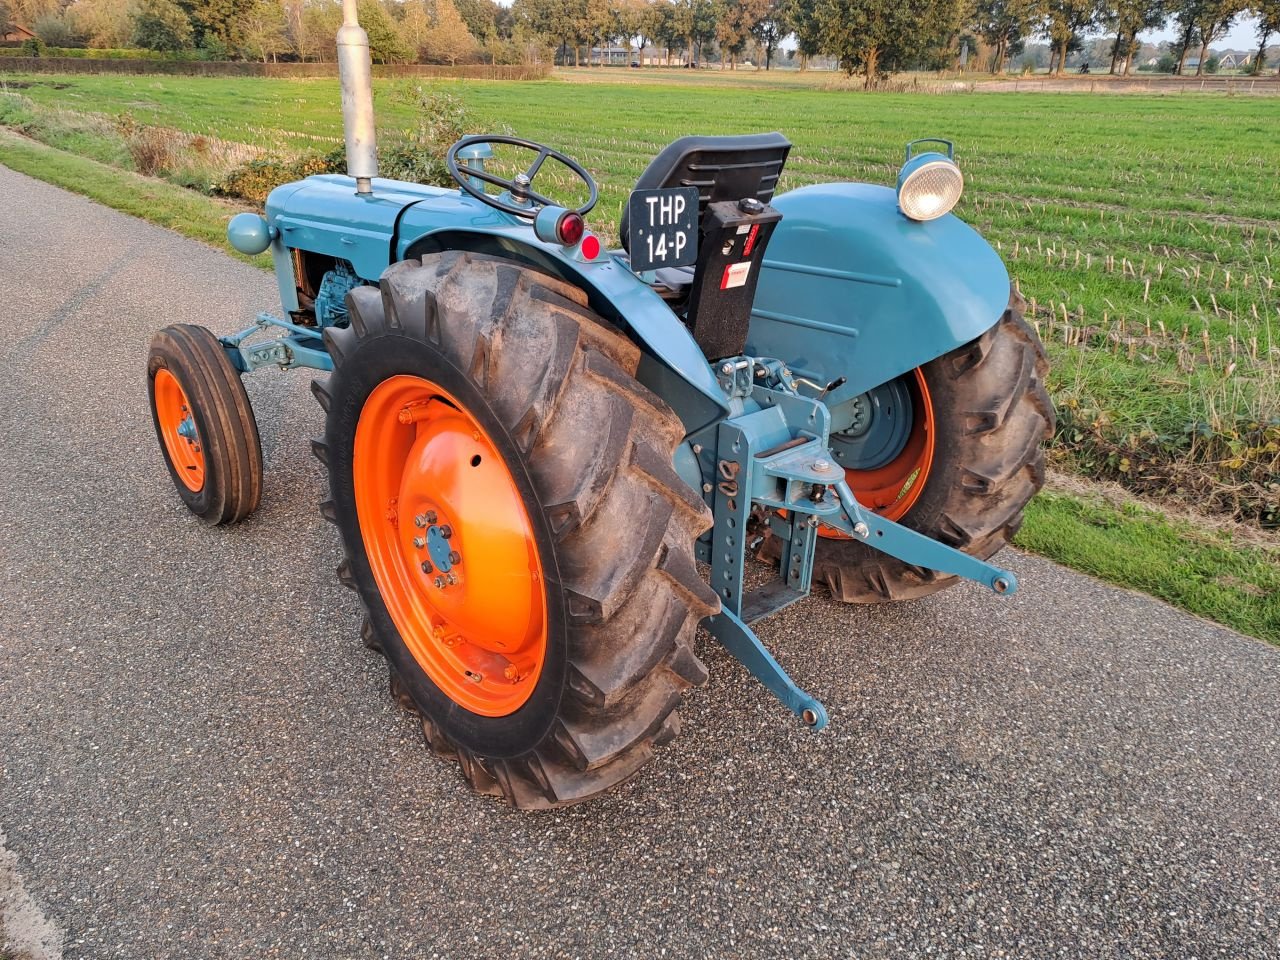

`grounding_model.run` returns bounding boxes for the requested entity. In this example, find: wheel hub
[423,524,456,573]
[152,367,205,492]
[826,368,936,528]
[830,377,913,471]
[354,375,547,716]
